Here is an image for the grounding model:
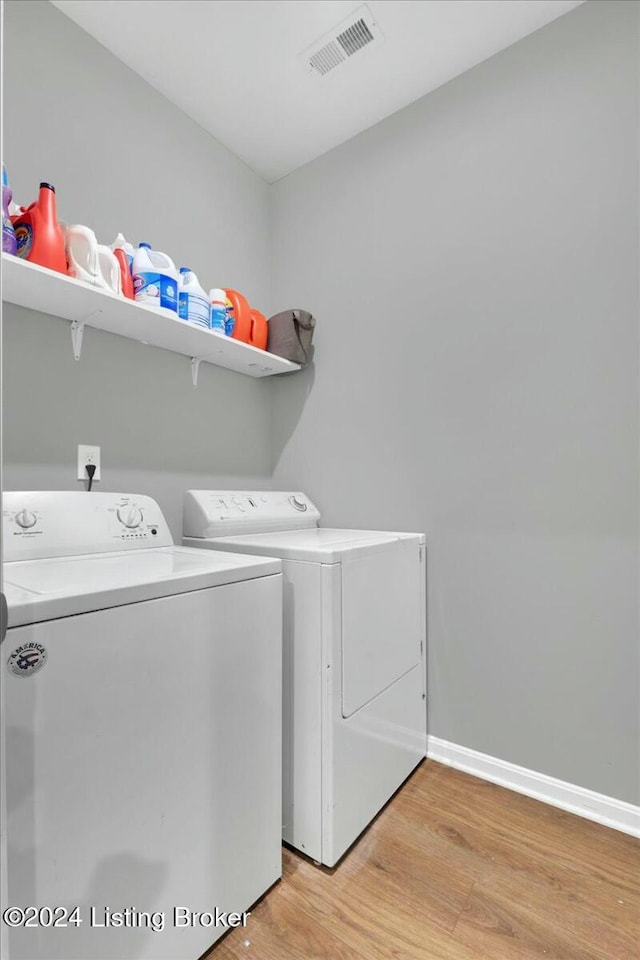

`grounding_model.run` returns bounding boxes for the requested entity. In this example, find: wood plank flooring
[206,761,639,960]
